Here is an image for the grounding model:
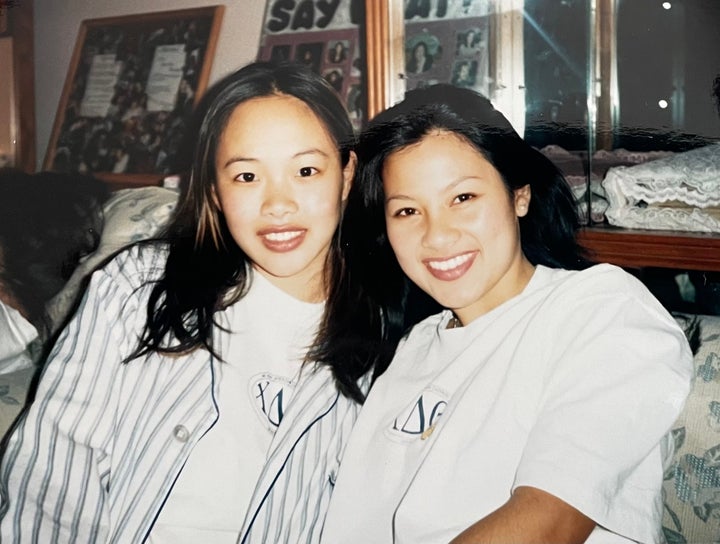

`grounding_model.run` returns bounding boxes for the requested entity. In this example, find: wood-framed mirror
[360,0,720,271]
